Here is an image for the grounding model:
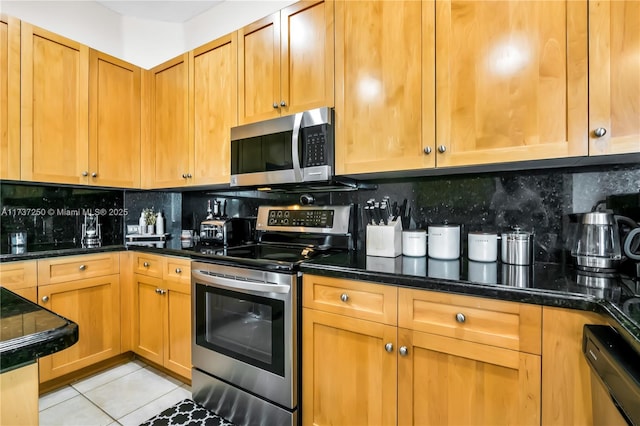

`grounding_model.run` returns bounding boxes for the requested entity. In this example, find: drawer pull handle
[385,343,394,353]
[42,296,49,303]
[175,268,182,274]
[79,264,86,271]
[340,293,349,302]
[143,262,150,268]
[399,346,408,356]
[456,313,466,323]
